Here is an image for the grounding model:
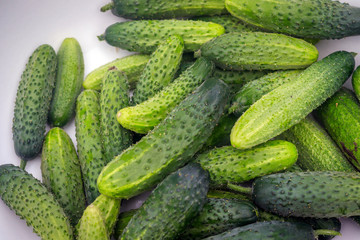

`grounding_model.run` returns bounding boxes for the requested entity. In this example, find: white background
[0,0,360,239]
